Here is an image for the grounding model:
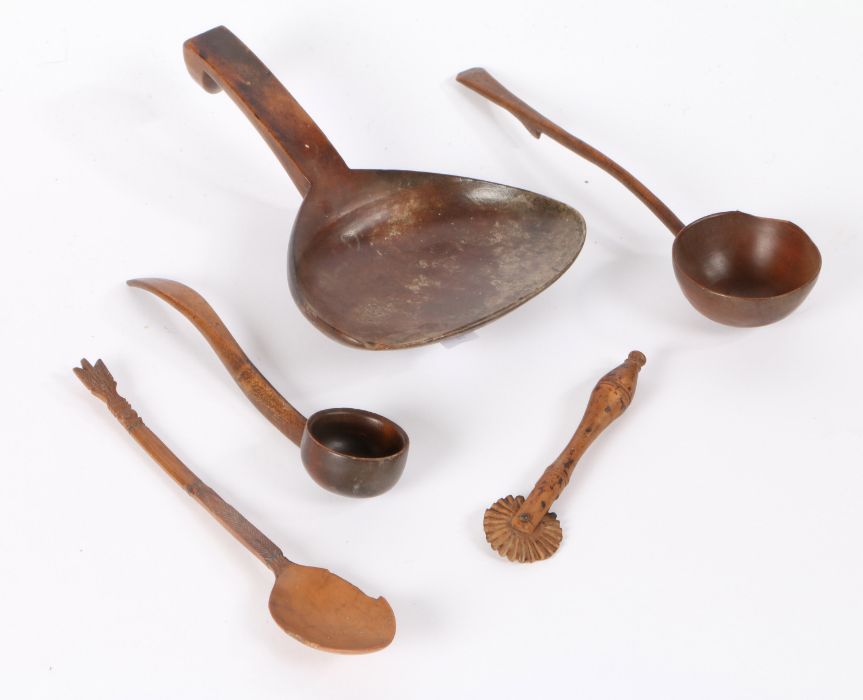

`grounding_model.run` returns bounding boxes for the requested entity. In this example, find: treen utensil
[457,68,821,327]
[74,358,396,653]
[484,351,646,562]
[183,27,586,349]
[128,278,408,497]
